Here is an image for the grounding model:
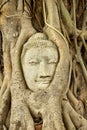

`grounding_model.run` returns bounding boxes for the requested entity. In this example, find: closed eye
[47,60,57,64]
[28,61,39,65]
